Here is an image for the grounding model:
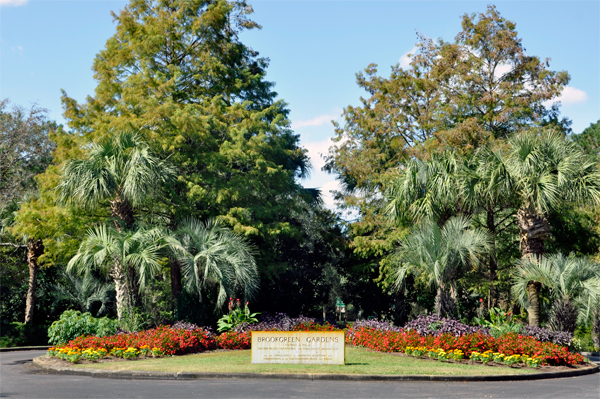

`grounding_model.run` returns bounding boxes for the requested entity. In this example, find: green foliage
[0,260,62,325]
[57,131,175,229]
[546,204,600,256]
[252,199,348,319]
[573,120,600,156]
[58,0,310,280]
[394,217,490,295]
[0,99,56,205]
[47,310,119,345]
[505,129,600,216]
[67,224,169,320]
[169,218,259,309]
[512,253,600,326]
[474,308,522,338]
[50,272,115,317]
[217,301,260,332]
[0,321,49,347]
[325,5,569,260]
